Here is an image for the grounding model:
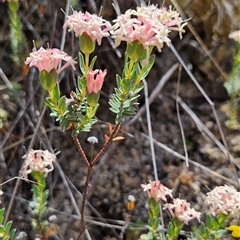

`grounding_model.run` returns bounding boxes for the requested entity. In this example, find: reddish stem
[73,136,90,168]
[74,123,121,239]
[91,123,121,166]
